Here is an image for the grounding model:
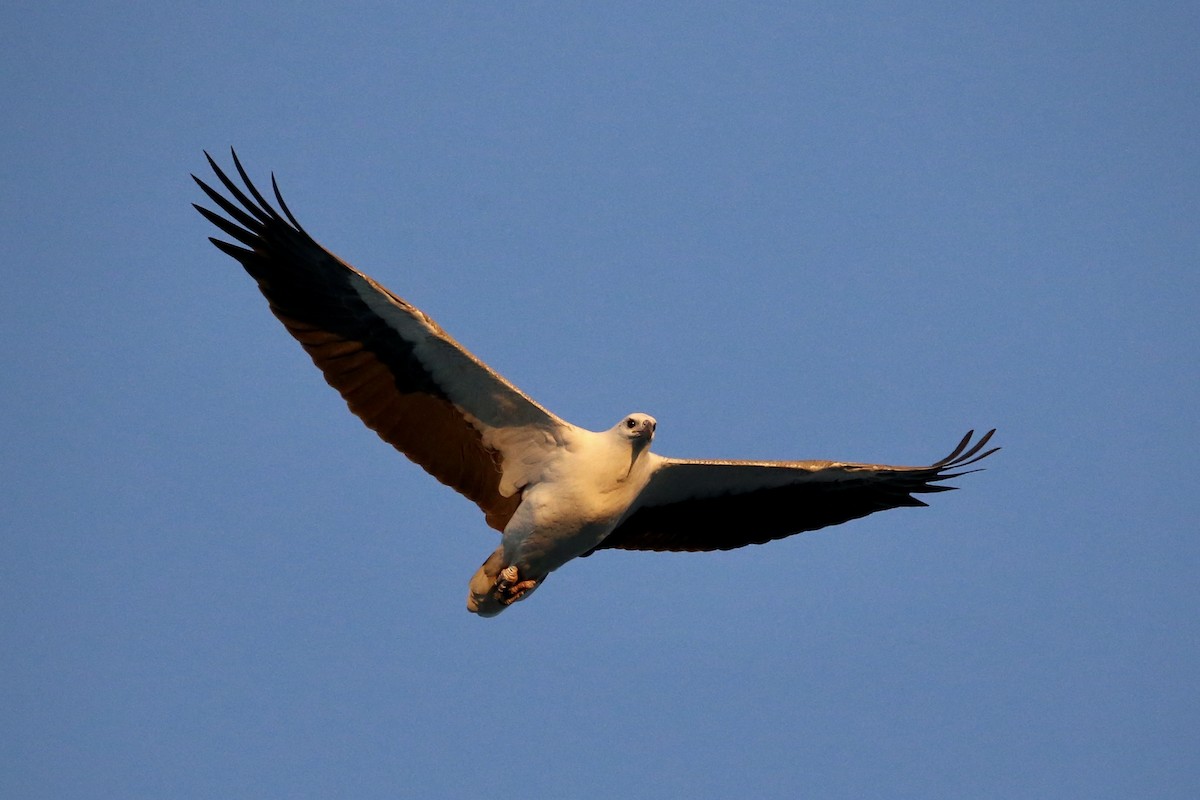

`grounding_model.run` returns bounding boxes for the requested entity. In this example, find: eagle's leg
[466,547,541,617]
